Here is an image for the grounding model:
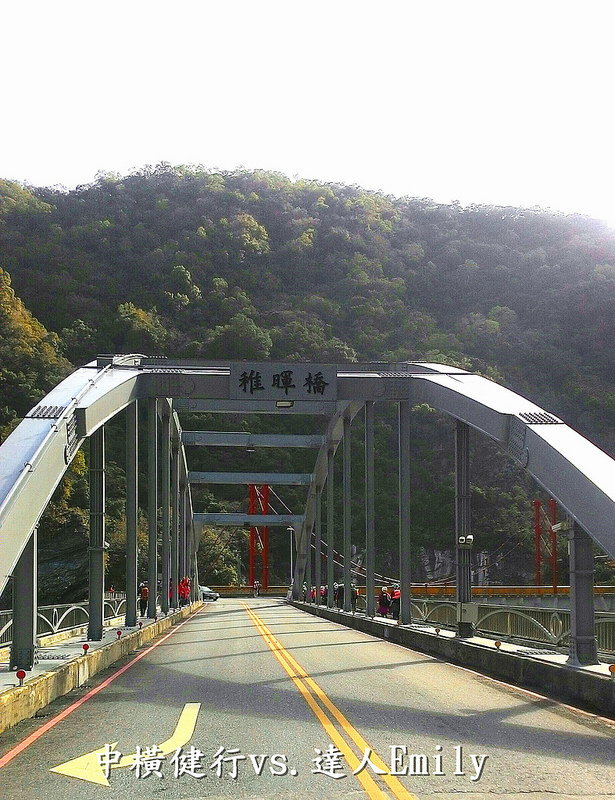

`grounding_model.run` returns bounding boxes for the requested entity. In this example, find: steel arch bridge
[1,356,614,669]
